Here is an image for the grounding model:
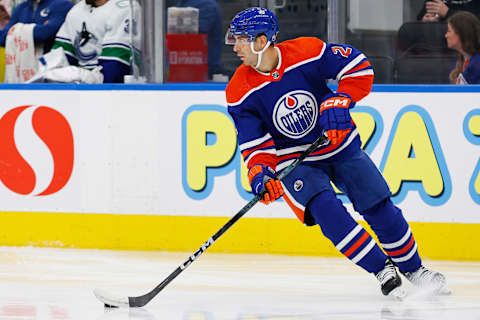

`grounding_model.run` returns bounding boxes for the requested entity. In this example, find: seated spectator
[445,11,480,84]
[0,0,11,82]
[175,0,224,80]
[0,0,73,53]
[44,0,136,83]
[1,0,72,83]
[0,0,12,29]
[397,0,480,54]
